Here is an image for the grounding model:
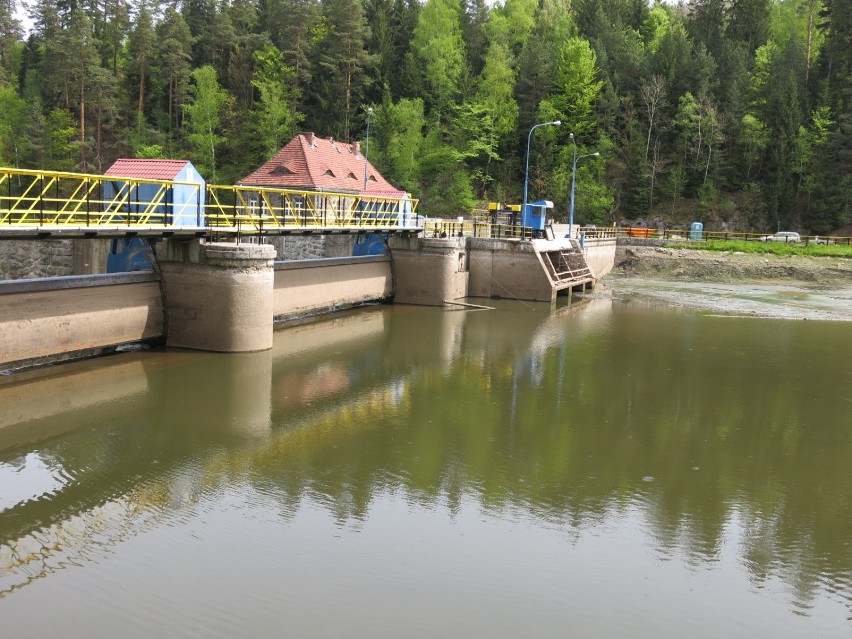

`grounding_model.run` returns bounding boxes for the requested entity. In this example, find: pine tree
[153,7,193,138]
[307,0,373,140]
[63,7,104,168]
[126,0,156,126]
[0,0,21,83]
